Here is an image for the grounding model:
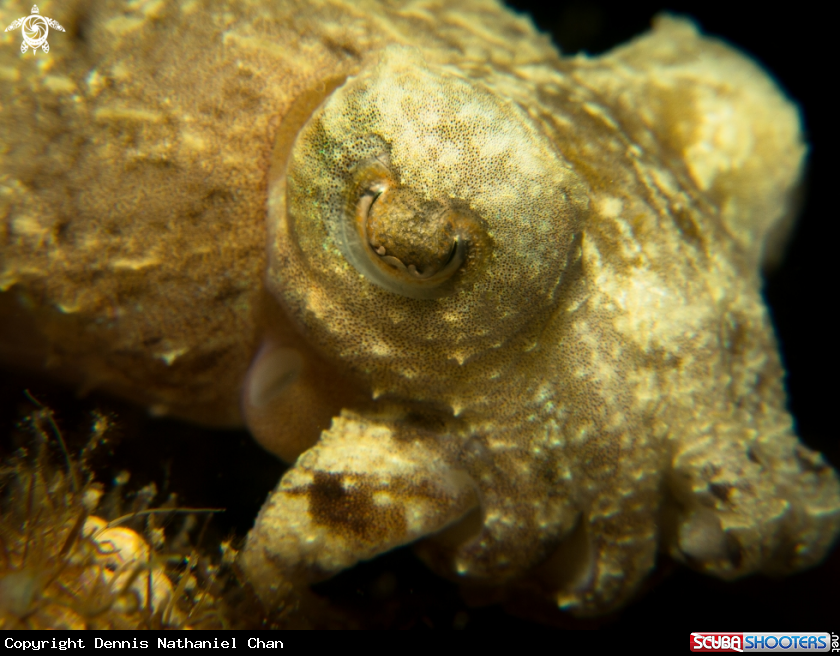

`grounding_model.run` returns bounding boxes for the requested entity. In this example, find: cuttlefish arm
[240,411,479,603]
[239,19,840,617]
